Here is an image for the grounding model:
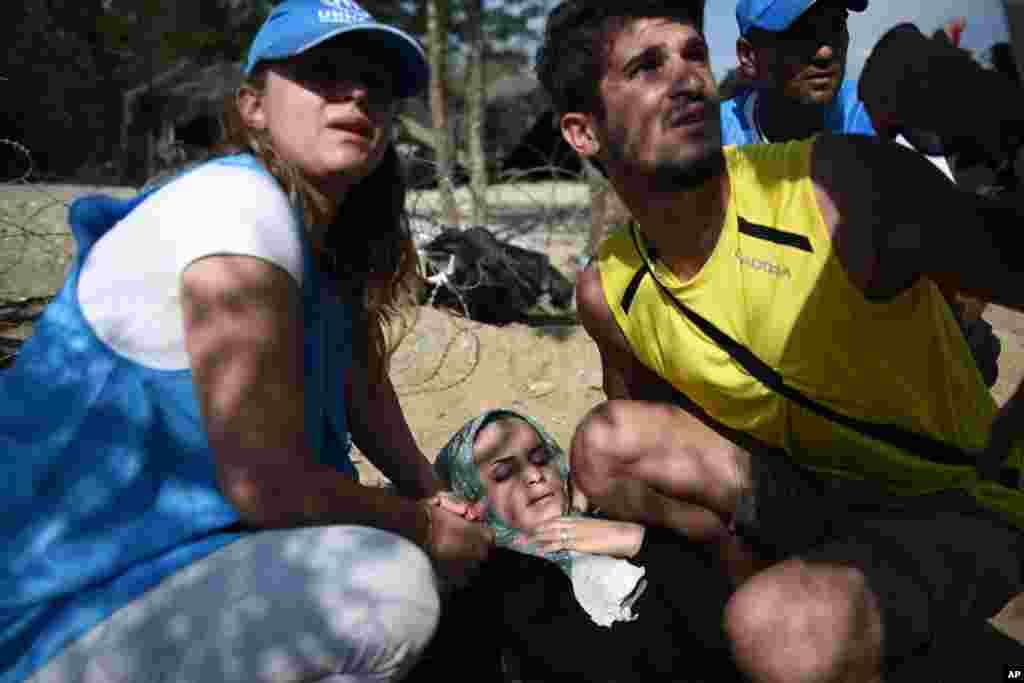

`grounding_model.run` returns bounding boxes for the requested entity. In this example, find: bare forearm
[601,520,645,558]
[530,516,646,557]
[220,458,430,545]
[347,372,440,498]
